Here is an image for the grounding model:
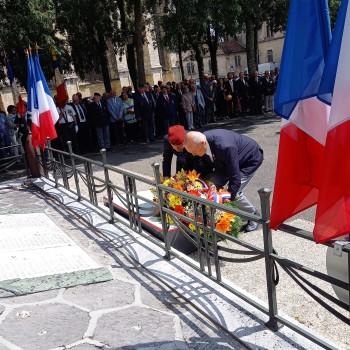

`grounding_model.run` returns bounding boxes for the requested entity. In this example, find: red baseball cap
[168,125,186,146]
